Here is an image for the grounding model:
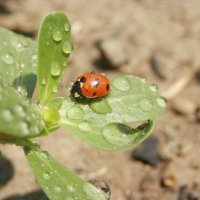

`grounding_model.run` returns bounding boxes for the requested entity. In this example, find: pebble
[98,30,128,68]
[131,136,160,167]
[161,174,177,189]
